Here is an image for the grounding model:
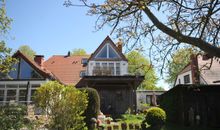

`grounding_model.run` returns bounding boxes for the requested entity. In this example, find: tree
[165,48,198,85]
[34,81,88,130]
[65,0,220,70]
[71,48,87,56]
[18,45,36,60]
[126,51,160,90]
[0,0,16,78]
